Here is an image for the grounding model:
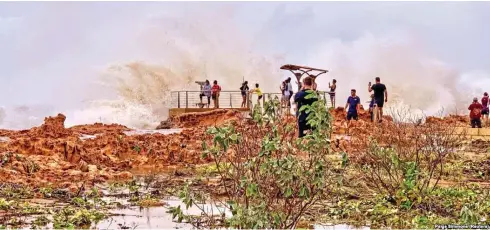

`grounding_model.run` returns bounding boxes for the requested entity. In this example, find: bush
[169,91,345,228]
[350,110,465,208]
